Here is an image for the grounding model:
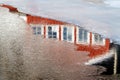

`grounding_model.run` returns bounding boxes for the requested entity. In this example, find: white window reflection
[32,26,41,35]
[63,27,72,42]
[48,26,57,39]
[94,33,104,45]
[78,28,88,42]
